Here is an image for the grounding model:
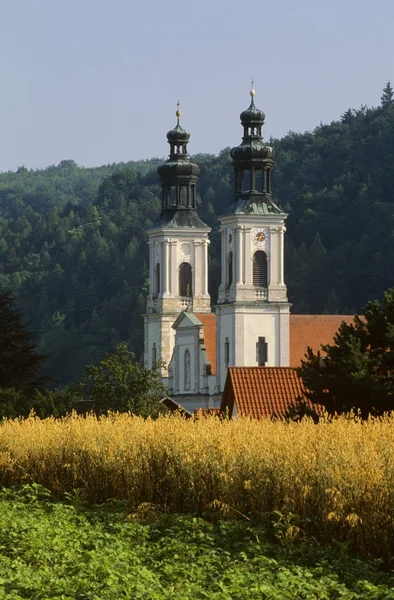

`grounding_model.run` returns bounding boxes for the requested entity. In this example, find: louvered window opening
[253,251,268,287]
[179,263,192,296]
